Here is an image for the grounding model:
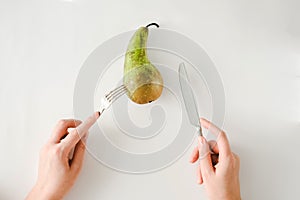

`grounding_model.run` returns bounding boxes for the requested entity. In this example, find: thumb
[198,136,214,176]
